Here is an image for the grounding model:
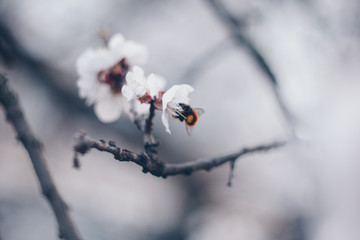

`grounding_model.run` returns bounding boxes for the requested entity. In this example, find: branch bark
[0,74,82,240]
[74,133,287,179]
